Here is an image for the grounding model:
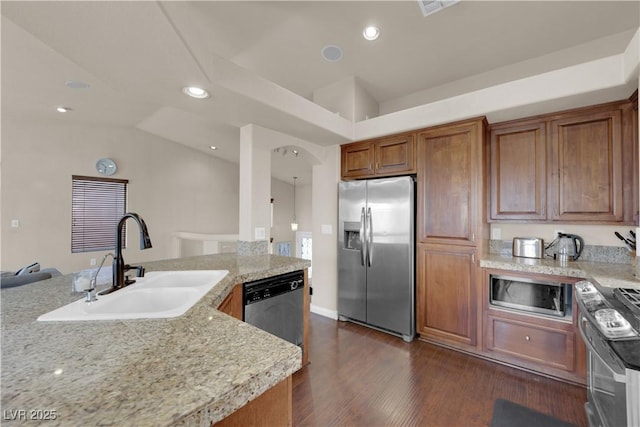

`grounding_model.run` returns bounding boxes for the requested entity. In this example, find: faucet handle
[126,264,145,278]
[135,265,145,278]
